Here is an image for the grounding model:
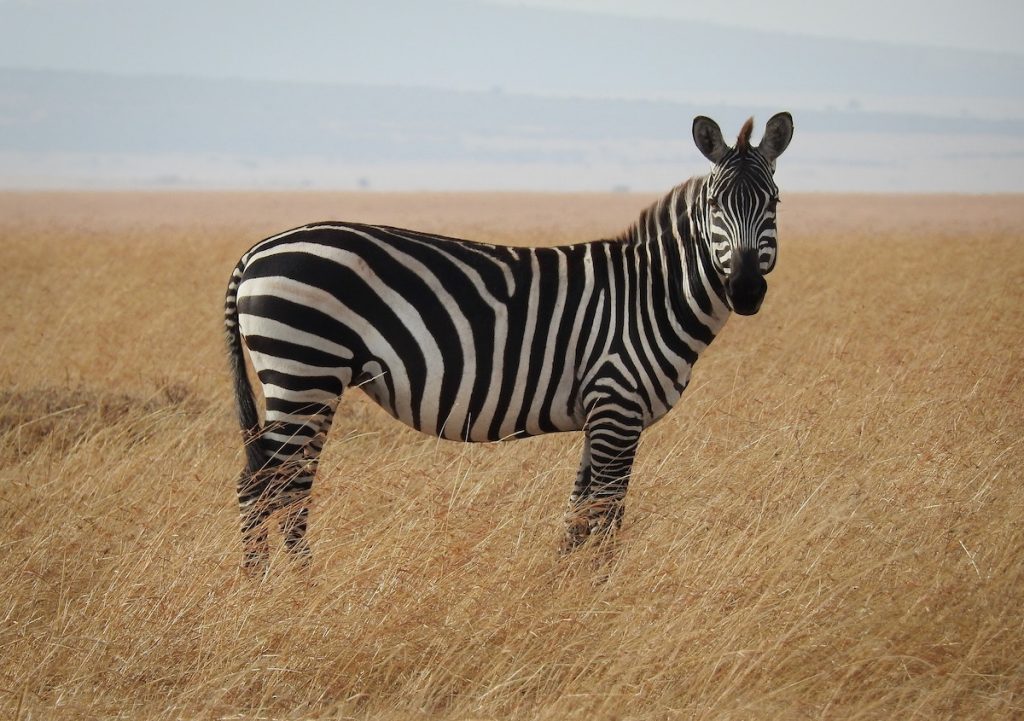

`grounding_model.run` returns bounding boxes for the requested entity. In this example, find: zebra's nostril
[729,274,765,296]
